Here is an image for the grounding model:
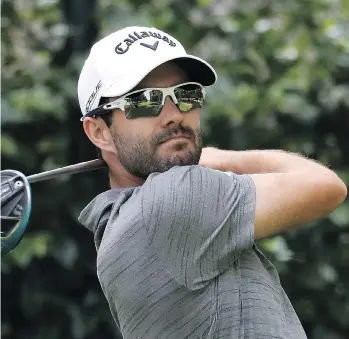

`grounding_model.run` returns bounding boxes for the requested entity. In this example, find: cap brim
[102,54,217,98]
[171,55,217,87]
